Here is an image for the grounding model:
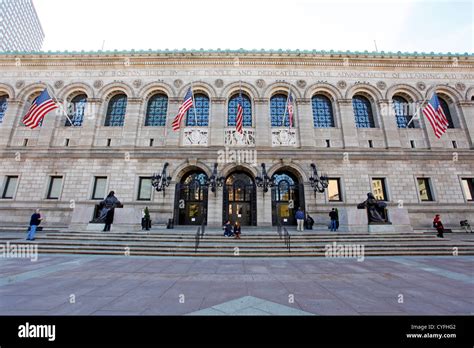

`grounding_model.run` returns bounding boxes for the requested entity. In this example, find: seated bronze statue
[357,193,389,224]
